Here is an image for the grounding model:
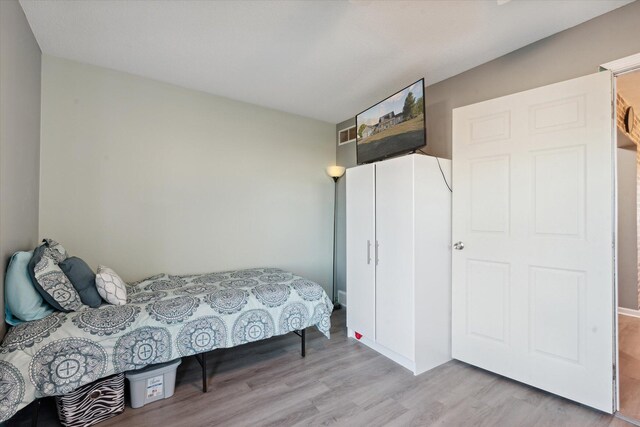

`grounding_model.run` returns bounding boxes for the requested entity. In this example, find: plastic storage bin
[55,373,125,427]
[125,359,181,408]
